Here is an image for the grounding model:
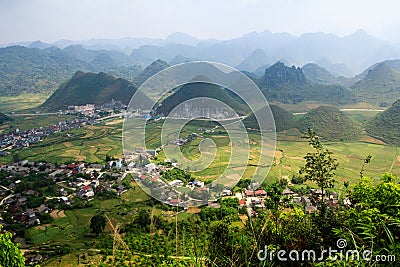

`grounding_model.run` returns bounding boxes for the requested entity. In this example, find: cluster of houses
[0,100,132,155]
[125,147,214,207]
[65,101,126,117]
[0,159,131,228]
[0,118,87,152]
[231,186,340,217]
